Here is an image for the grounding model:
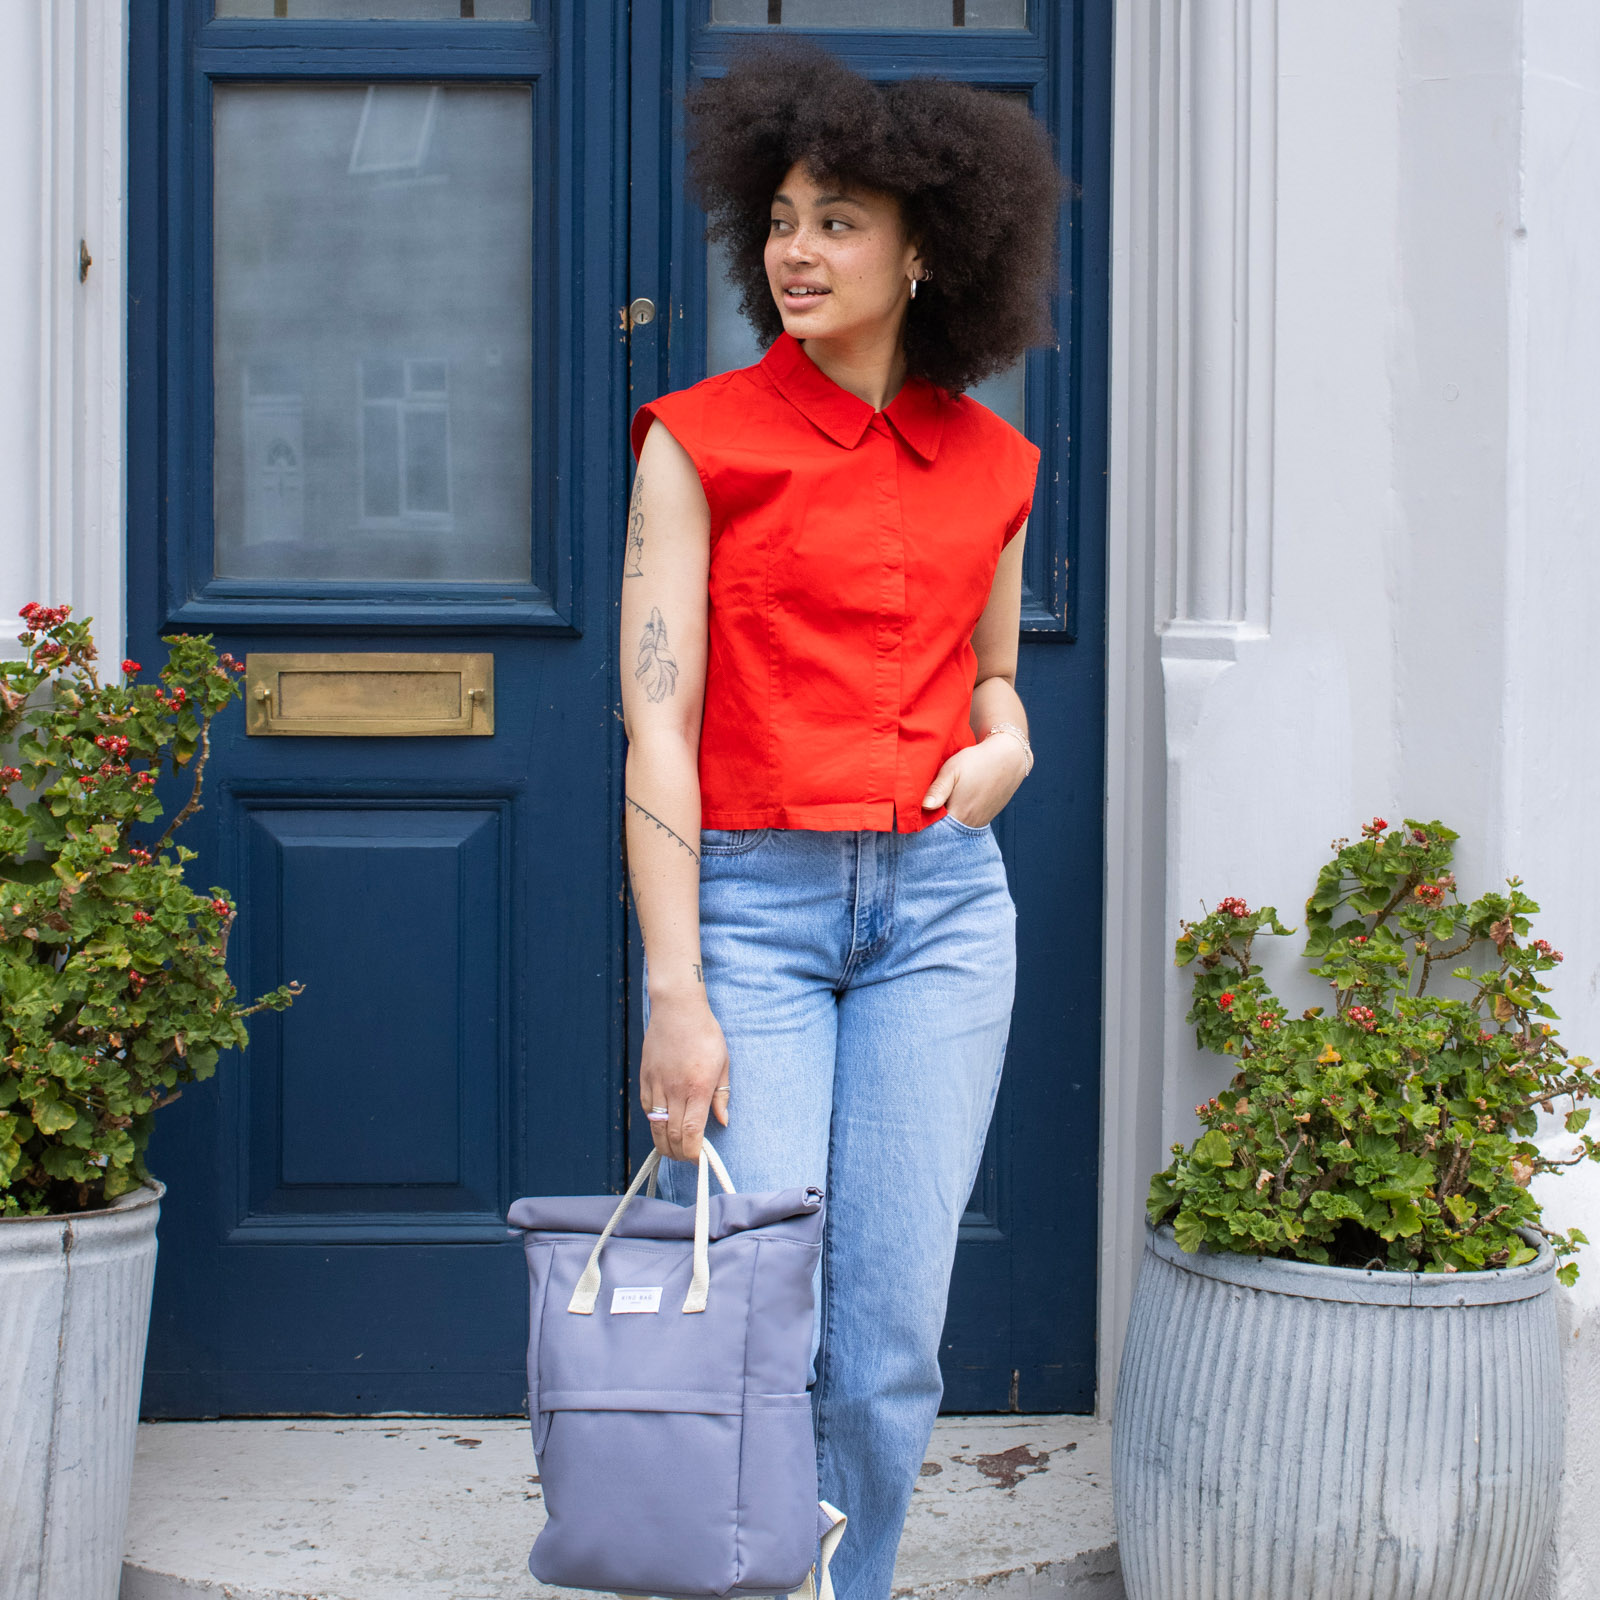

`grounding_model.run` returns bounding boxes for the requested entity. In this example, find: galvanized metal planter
[1113,1222,1562,1600]
[0,1182,163,1600]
